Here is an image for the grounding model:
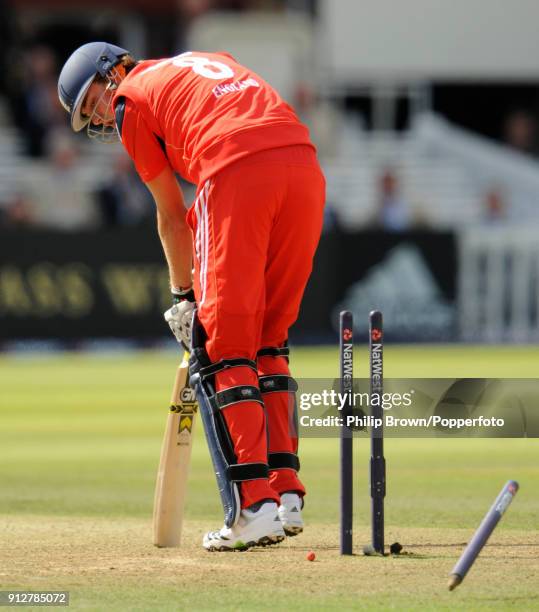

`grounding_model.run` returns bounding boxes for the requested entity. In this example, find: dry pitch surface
[2,518,538,610]
[1,346,539,610]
